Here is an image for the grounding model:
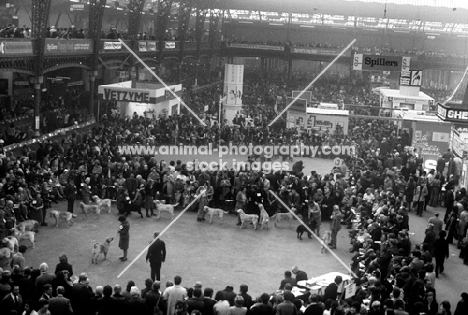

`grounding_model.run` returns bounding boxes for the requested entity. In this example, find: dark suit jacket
[35,272,57,289]
[295,270,308,282]
[323,283,338,301]
[126,297,147,314]
[203,297,216,315]
[49,295,73,315]
[1,293,23,314]
[304,303,324,315]
[146,239,166,265]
